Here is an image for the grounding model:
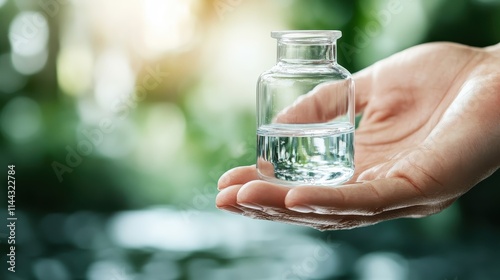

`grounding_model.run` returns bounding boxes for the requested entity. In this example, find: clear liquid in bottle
[257,122,354,186]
